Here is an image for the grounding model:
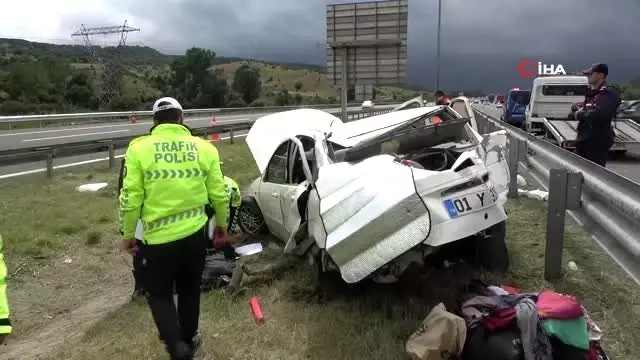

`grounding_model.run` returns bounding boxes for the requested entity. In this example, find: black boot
[131,271,147,300]
[188,334,201,355]
[167,341,193,360]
